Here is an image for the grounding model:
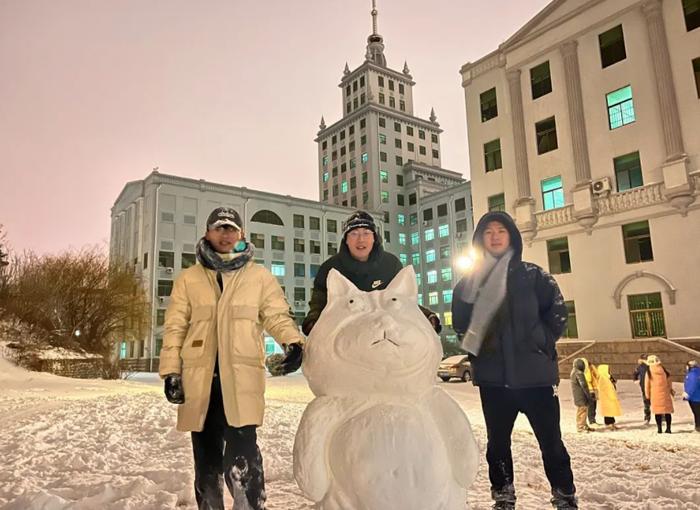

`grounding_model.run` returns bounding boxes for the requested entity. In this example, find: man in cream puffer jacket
[160,207,304,510]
